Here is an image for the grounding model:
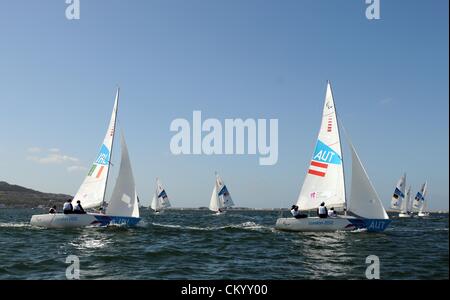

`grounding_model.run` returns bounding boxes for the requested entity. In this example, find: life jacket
[318,206,327,215]
[63,202,73,211]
